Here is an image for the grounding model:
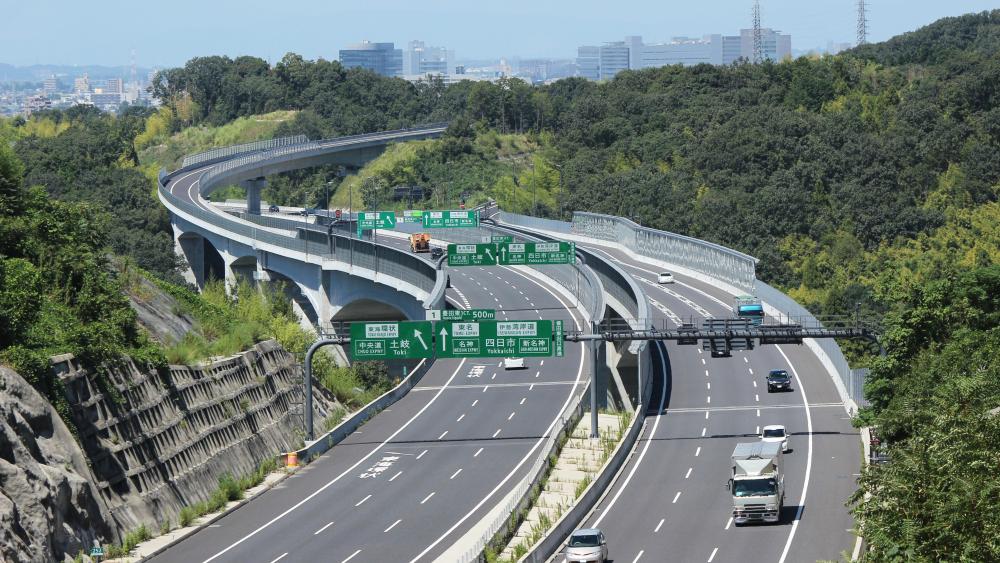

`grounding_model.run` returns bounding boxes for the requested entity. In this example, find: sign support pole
[590,320,600,439]
[303,337,345,441]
